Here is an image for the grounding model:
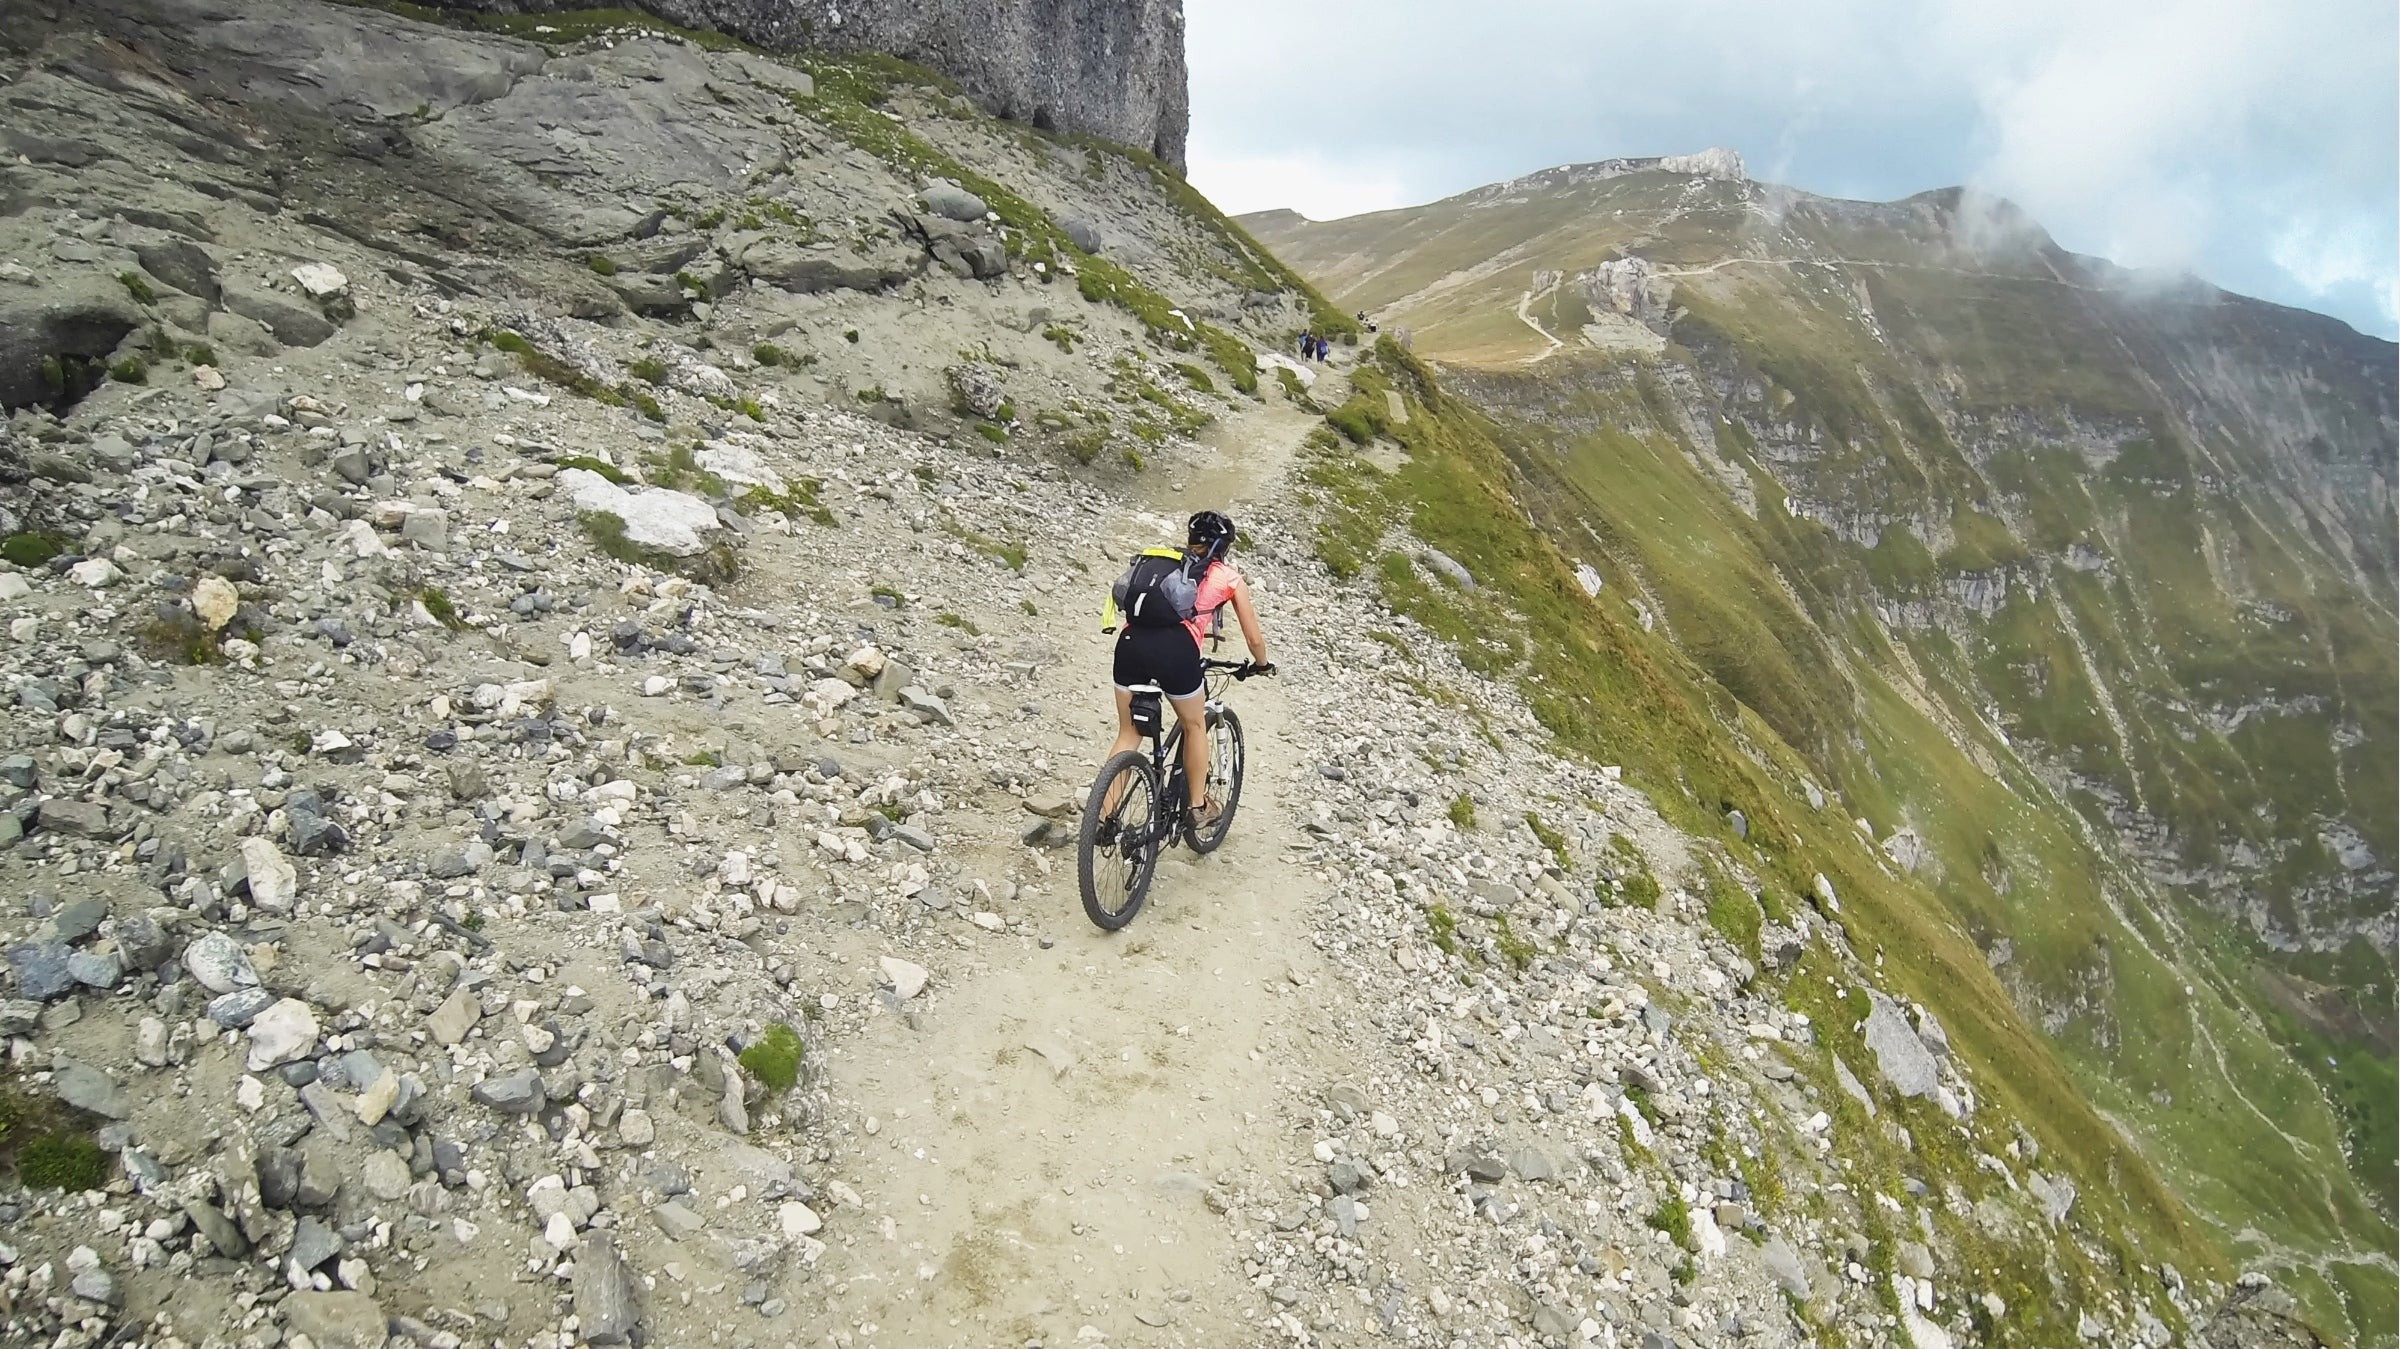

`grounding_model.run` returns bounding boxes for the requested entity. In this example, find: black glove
[1250,661,1277,678]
